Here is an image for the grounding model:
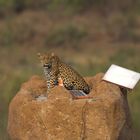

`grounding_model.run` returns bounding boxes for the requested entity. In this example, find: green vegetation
[46,24,87,47]
[1,0,140,14]
[0,0,140,140]
[0,19,36,46]
[110,48,140,71]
